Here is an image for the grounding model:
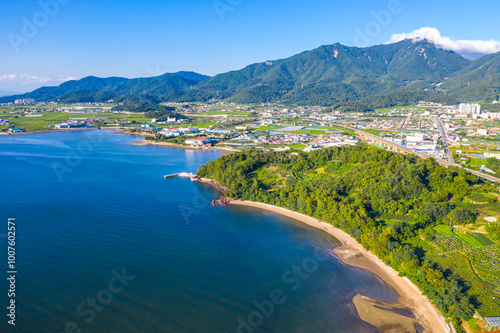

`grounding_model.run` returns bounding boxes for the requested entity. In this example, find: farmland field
[458,232,495,247]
